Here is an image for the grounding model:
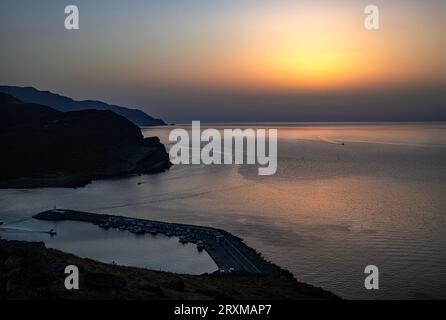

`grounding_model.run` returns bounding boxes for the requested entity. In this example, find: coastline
[0,209,339,300]
[0,136,172,189]
[0,93,172,189]
[0,238,339,300]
